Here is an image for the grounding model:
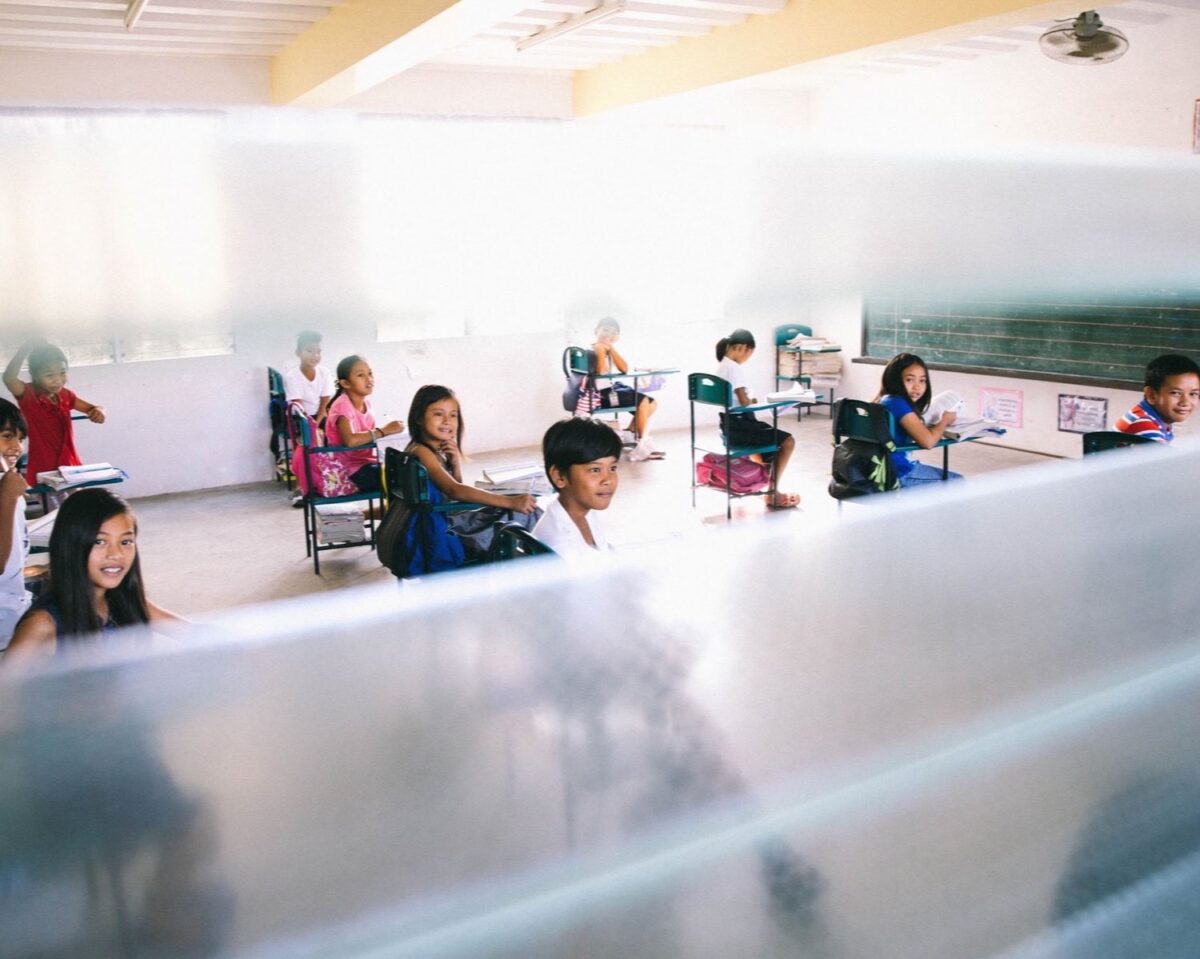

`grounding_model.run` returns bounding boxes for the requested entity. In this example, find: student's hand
[86,406,106,424]
[438,439,461,465]
[381,419,404,436]
[939,411,957,427]
[507,494,537,515]
[0,467,27,503]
